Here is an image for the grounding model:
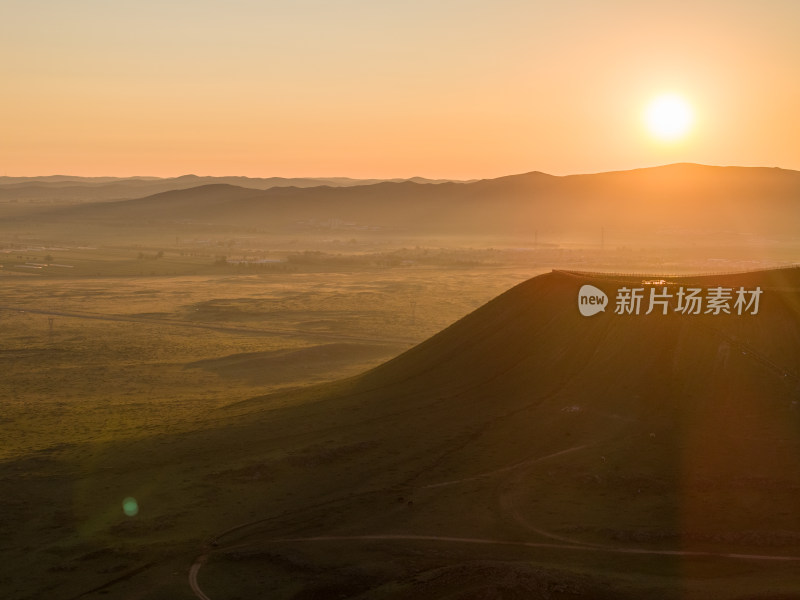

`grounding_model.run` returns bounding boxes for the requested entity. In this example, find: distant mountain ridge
[0,174,467,203]
[5,164,800,239]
